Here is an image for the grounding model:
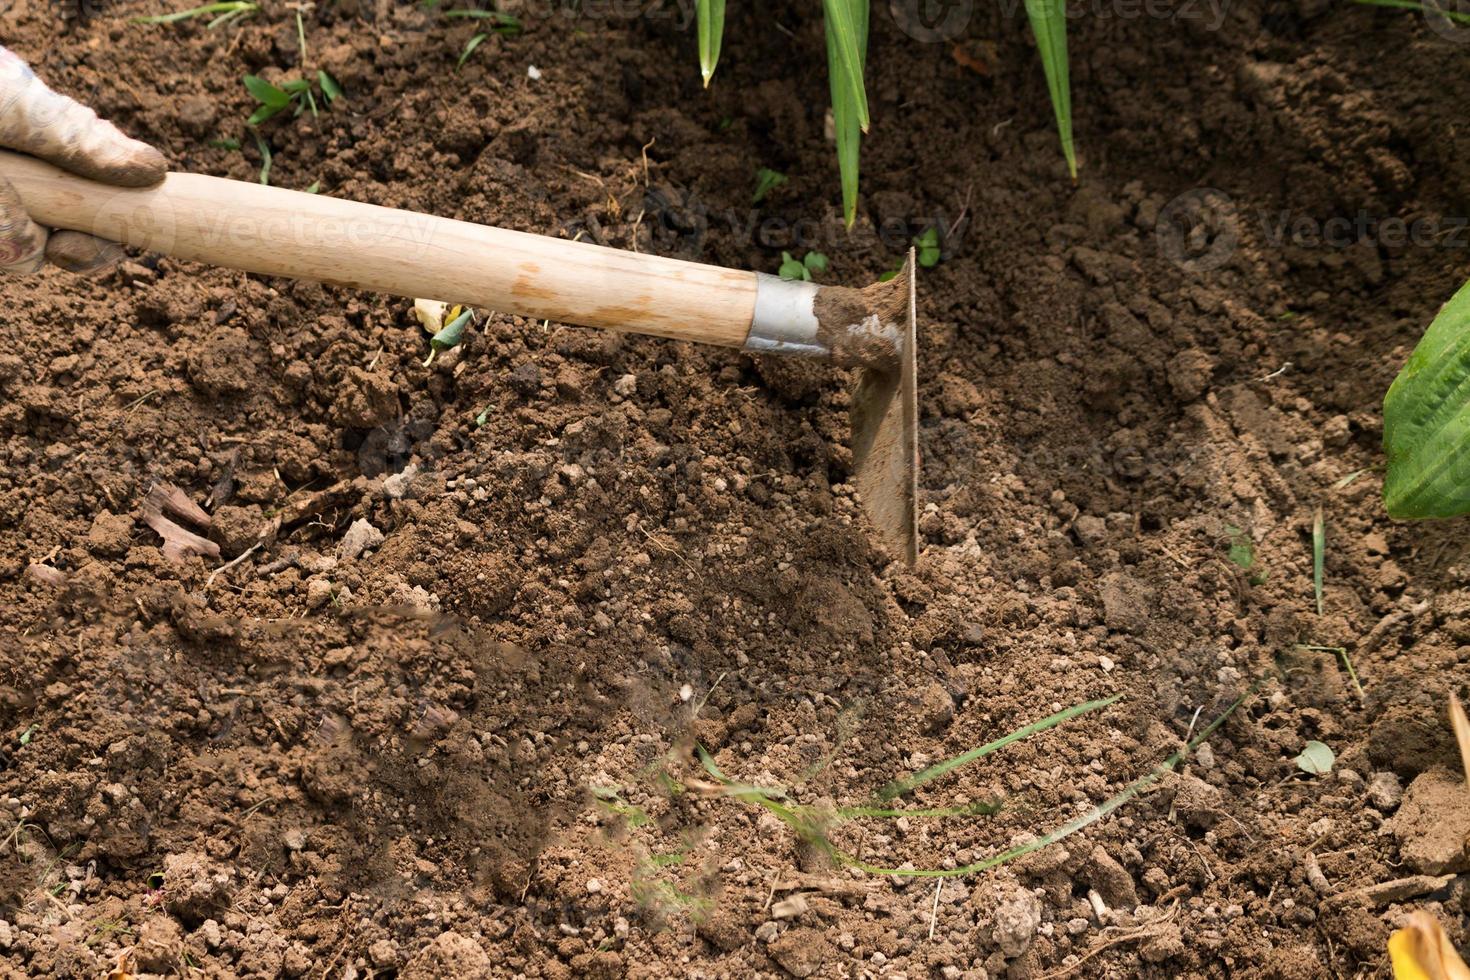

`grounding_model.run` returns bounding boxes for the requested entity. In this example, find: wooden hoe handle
[0,150,759,348]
